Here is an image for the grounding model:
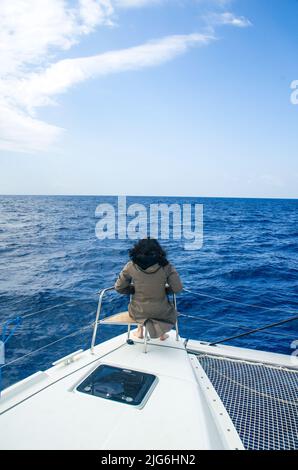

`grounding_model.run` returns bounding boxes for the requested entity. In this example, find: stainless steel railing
[90,286,179,354]
[90,286,115,354]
